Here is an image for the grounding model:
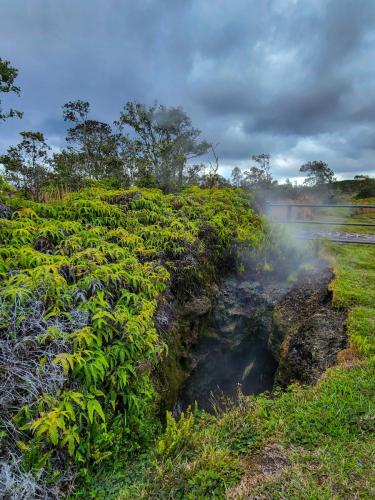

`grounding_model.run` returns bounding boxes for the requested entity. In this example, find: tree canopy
[300,160,335,186]
[0,58,23,122]
[116,102,211,191]
[0,131,50,199]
